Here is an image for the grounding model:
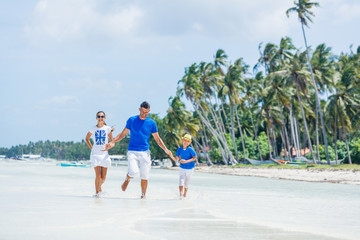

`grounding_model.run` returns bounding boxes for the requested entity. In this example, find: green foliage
[349,138,360,164]
[306,144,336,162]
